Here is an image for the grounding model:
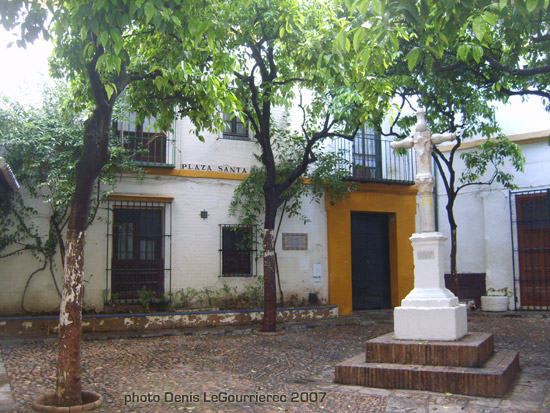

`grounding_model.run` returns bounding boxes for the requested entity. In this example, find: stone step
[366,332,494,367]
[335,350,520,397]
